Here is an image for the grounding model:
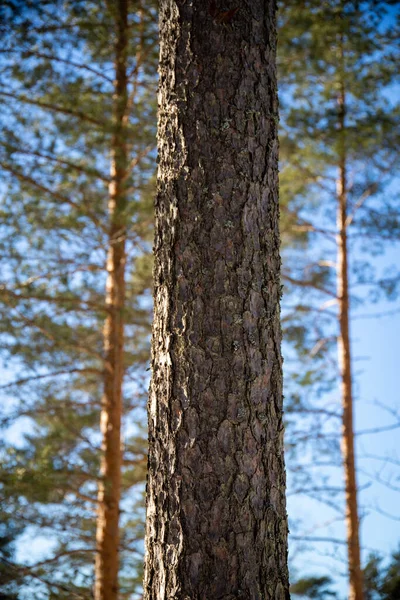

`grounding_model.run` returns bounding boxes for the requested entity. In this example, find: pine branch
[290,535,347,546]
[26,50,114,83]
[0,48,114,83]
[357,466,400,493]
[282,272,337,298]
[1,142,110,182]
[1,285,108,313]
[0,161,107,231]
[0,90,104,126]
[359,452,400,468]
[356,422,400,436]
[290,407,341,419]
[352,307,400,320]
[345,182,379,227]
[0,556,89,599]
[0,368,102,390]
[31,548,97,568]
[372,503,400,522]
